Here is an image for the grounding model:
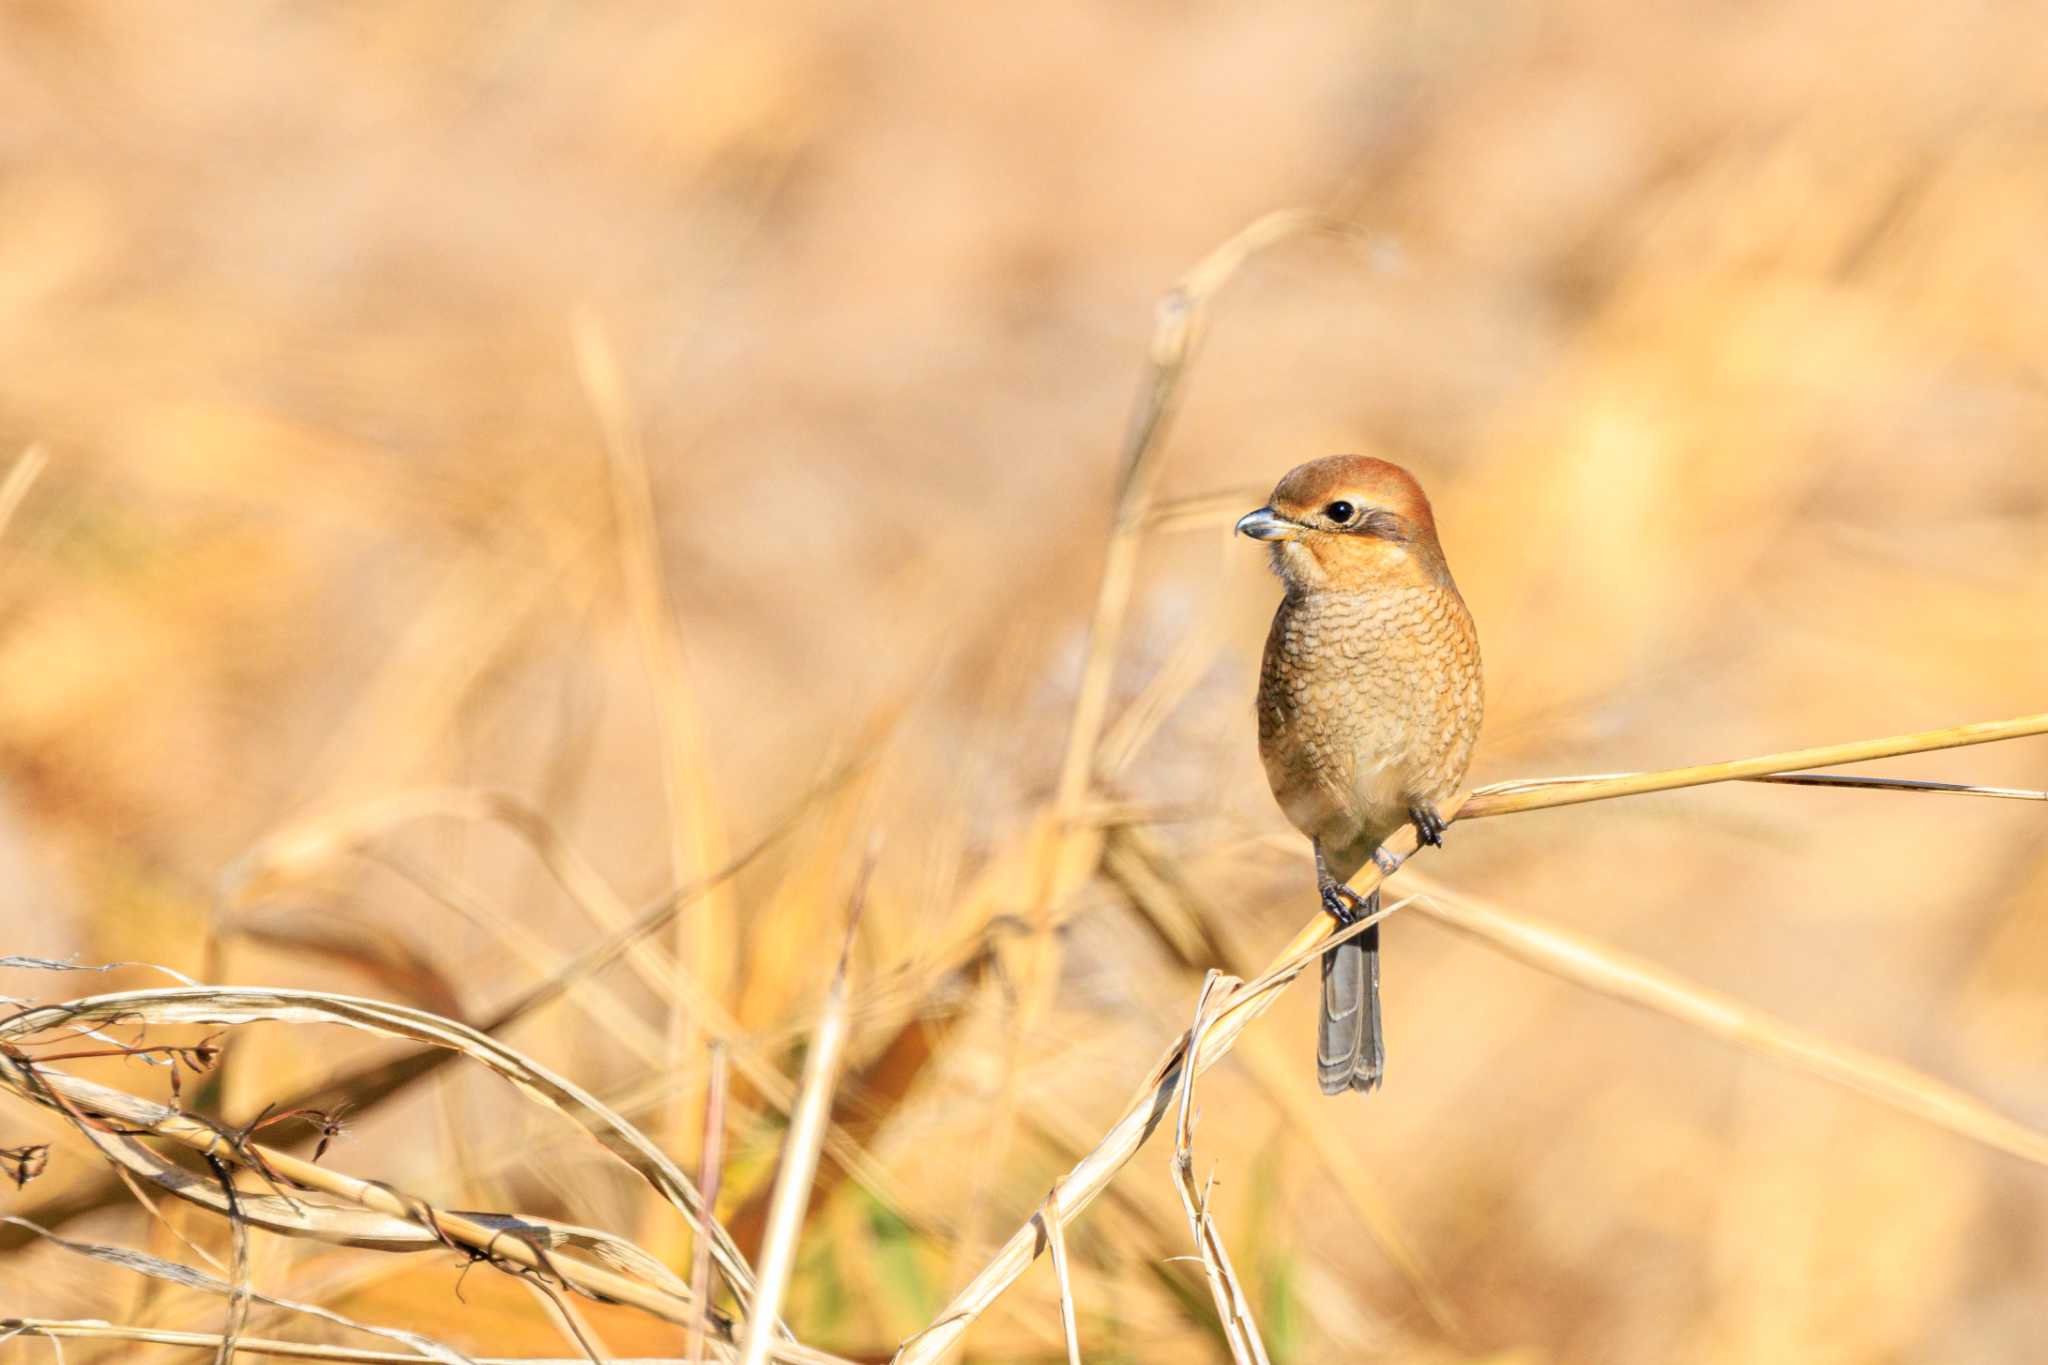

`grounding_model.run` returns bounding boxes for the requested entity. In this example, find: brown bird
[1237,455,1482,1093]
